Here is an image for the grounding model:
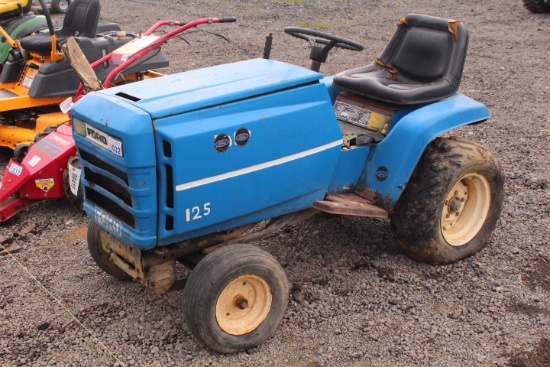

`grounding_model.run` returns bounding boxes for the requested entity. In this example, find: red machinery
[0,17,235,222]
